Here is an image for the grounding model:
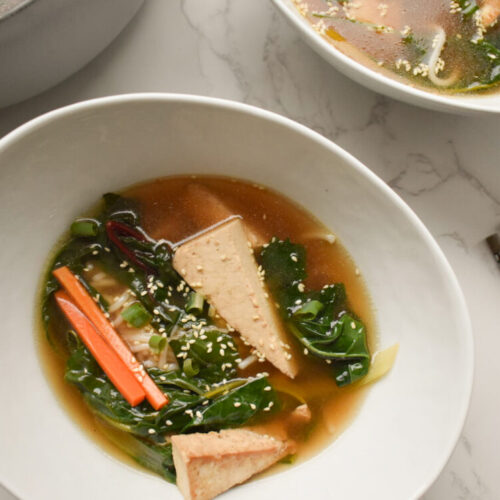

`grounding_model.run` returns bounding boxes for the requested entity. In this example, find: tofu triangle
[173,218,298,378]
[171,429,292,500]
